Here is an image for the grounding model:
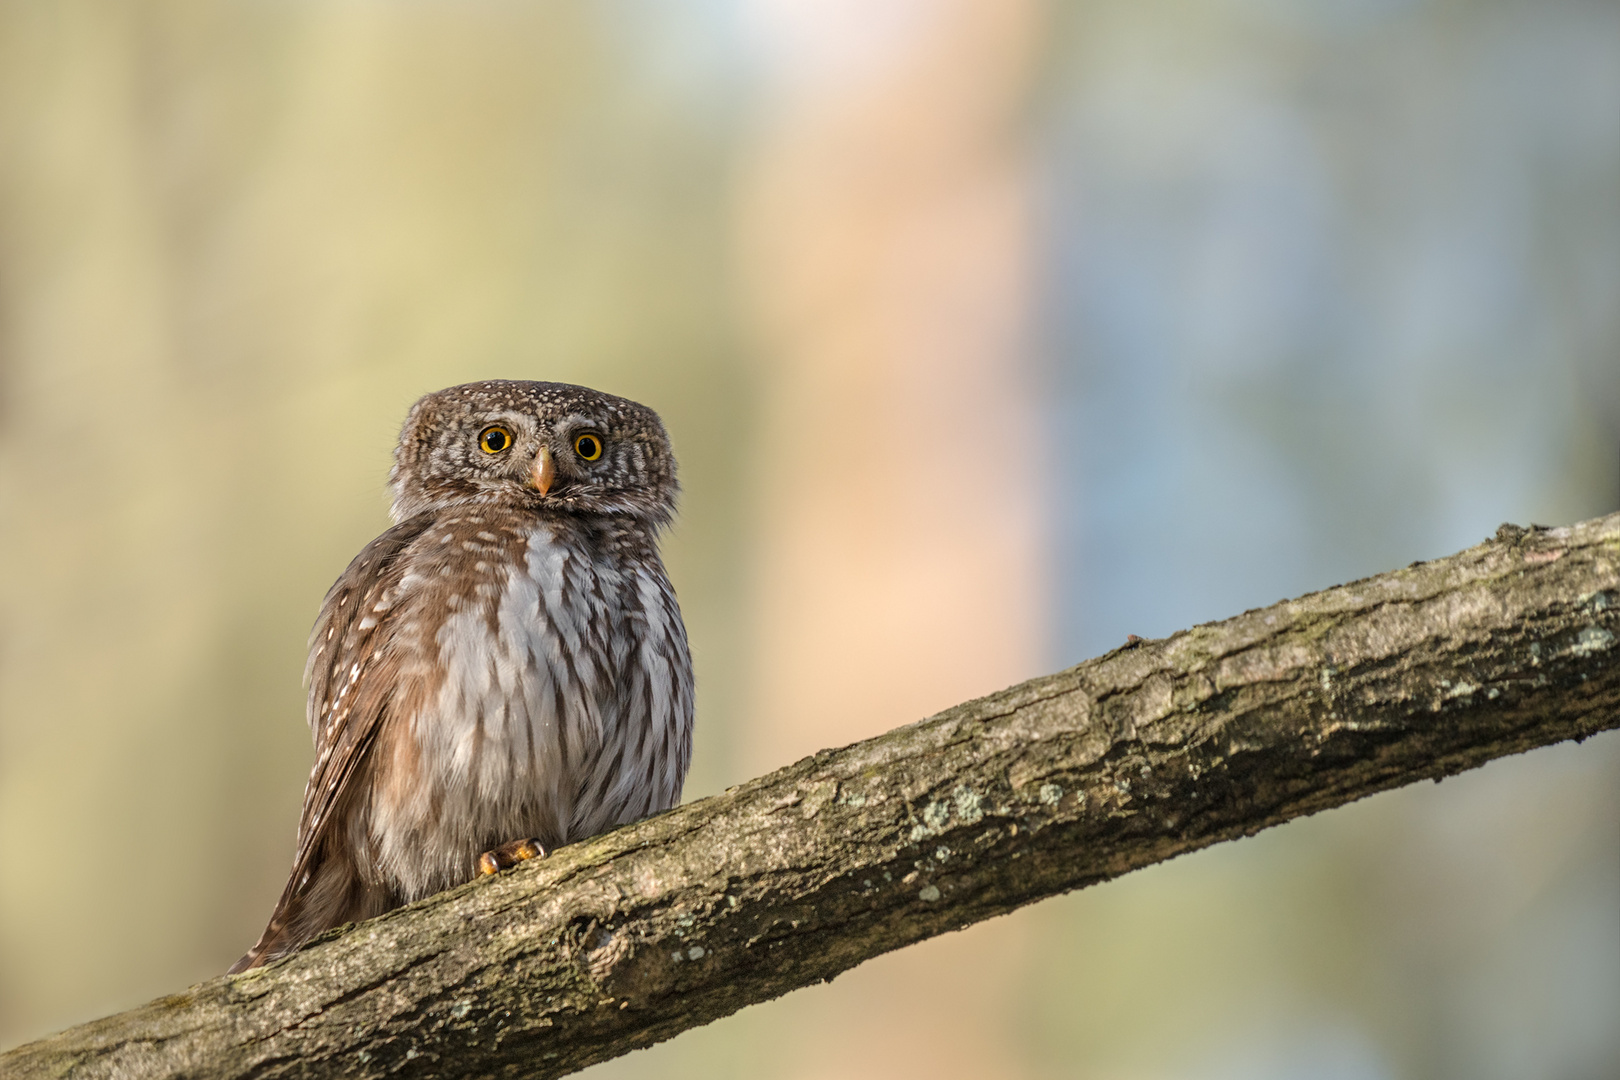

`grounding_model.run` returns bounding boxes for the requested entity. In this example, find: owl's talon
[477,837,546,876]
